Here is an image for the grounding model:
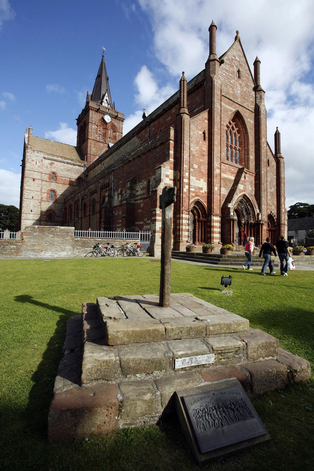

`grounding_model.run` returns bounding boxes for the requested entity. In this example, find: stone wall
[0,226,140,259]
